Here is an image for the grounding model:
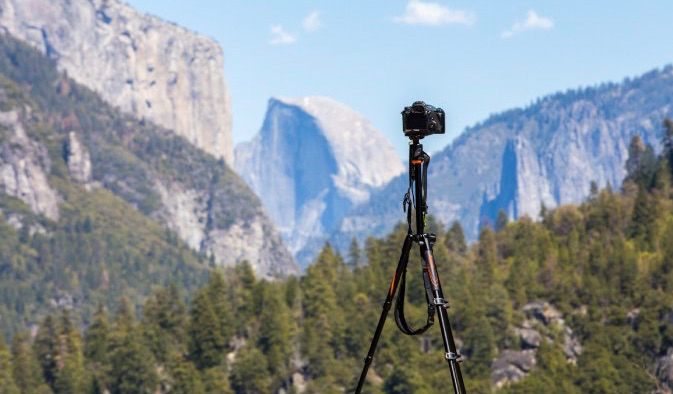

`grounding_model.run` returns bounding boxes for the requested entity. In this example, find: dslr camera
[402,101,445,138]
